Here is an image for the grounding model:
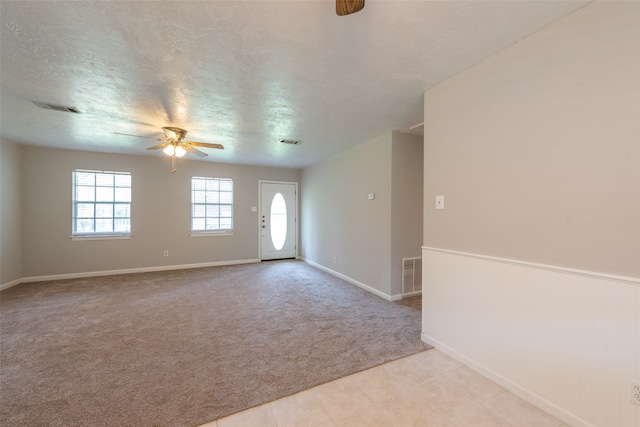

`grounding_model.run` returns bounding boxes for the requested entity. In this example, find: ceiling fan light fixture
[175,146,186,157]
[116,127,223,172]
